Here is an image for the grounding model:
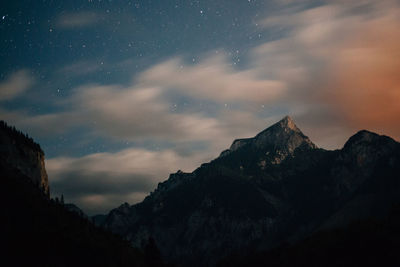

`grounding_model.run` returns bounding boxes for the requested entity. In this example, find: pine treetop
[0,120,43,154]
